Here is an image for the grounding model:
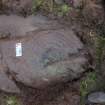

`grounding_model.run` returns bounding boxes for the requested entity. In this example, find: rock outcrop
[0,14,88,93]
